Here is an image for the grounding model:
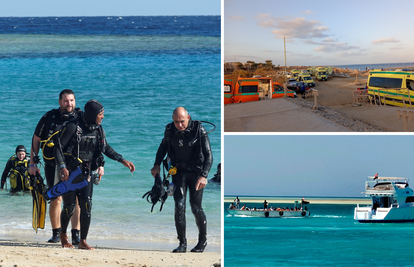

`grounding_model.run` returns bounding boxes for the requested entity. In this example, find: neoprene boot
[172,238,187,253]
[48,228,61,243]
[71,229,80,245]
[191,235,207,253]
